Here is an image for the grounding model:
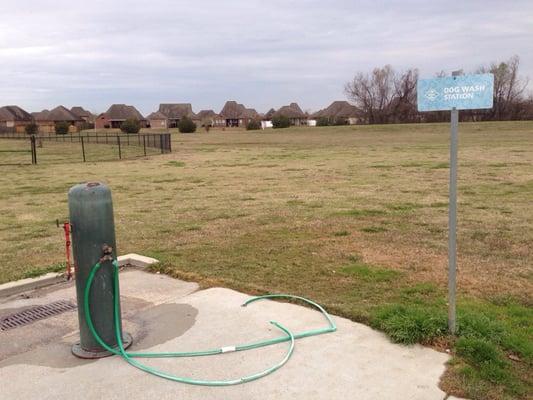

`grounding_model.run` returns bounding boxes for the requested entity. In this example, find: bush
[246,120,261,130]
[333,117,348,125]
[316,117,330,126]
[178,117,196,133]
[120,118,141,134]
[80,121,94,131]
[455,337,510,383]
[371,304,447,344]
[272,115,290,129]
[55,121,70,135]
[25,122,38,135]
